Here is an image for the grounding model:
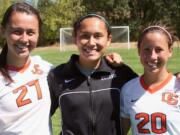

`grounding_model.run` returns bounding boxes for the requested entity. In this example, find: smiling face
[75,17,112,69]
[3,11,39,62]
[138,31,172,75]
